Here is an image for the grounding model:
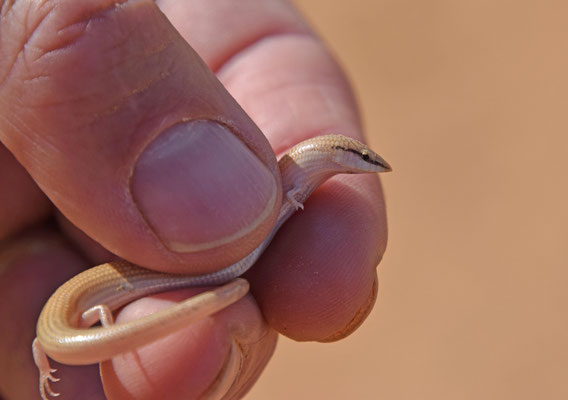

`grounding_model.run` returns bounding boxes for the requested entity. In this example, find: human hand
[0,1,388,399]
